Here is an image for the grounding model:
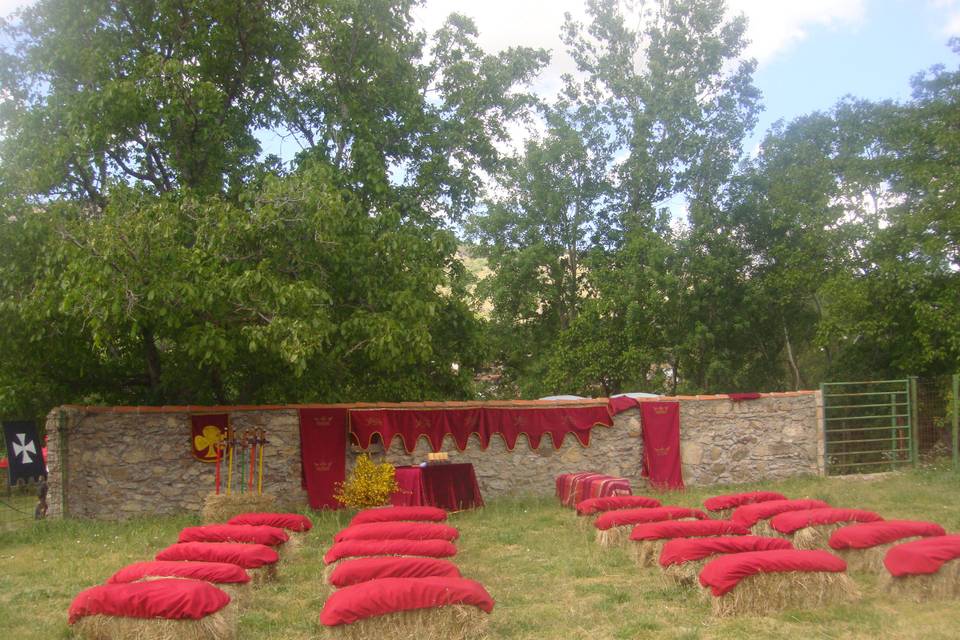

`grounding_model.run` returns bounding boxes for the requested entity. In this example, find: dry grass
[324,605,489,640]
[72,600,237,640]
[632,539,671,567]
[201,493,277,524]
[883,559,960,601]
[837,538,924,573]
[709,571,860,617]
